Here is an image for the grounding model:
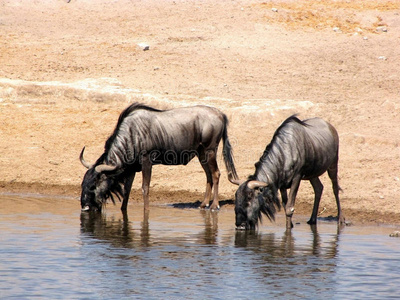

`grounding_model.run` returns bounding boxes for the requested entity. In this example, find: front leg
[285,175,302,229]
[141,155,152,212]
[121,172,136,211]
[280,188,292,228]
[280,188,288,210]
